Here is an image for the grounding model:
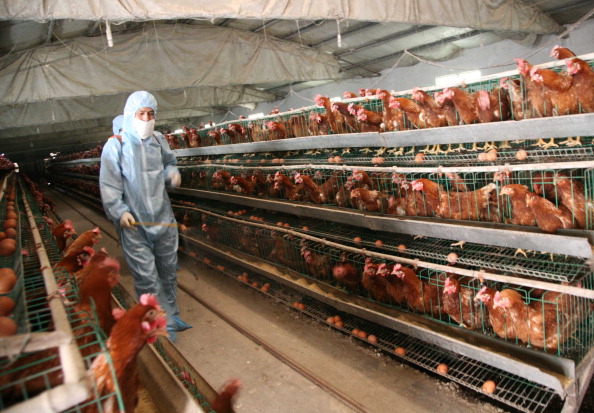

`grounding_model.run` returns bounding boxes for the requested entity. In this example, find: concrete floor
[47,188,549,413]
